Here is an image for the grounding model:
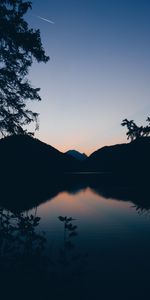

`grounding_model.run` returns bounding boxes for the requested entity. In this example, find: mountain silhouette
[0,135,80,181]
[86,137,150,178]
[0,135,150,212]
[1,135,150,192]
[65,150,87,161]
